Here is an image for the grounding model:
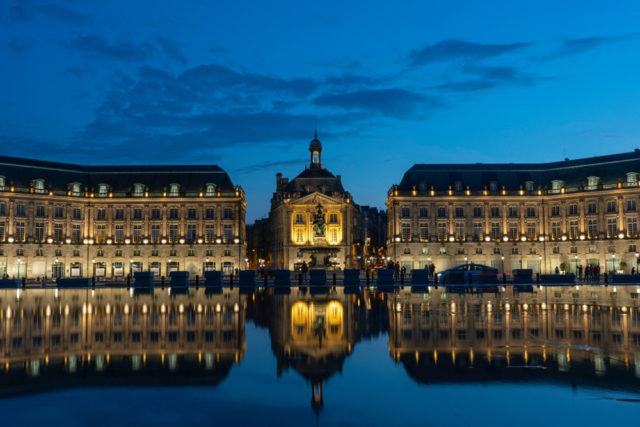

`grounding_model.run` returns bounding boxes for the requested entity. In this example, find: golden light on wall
[291,211,308,245]
[291,301,309,338]
[326,300,343,338]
